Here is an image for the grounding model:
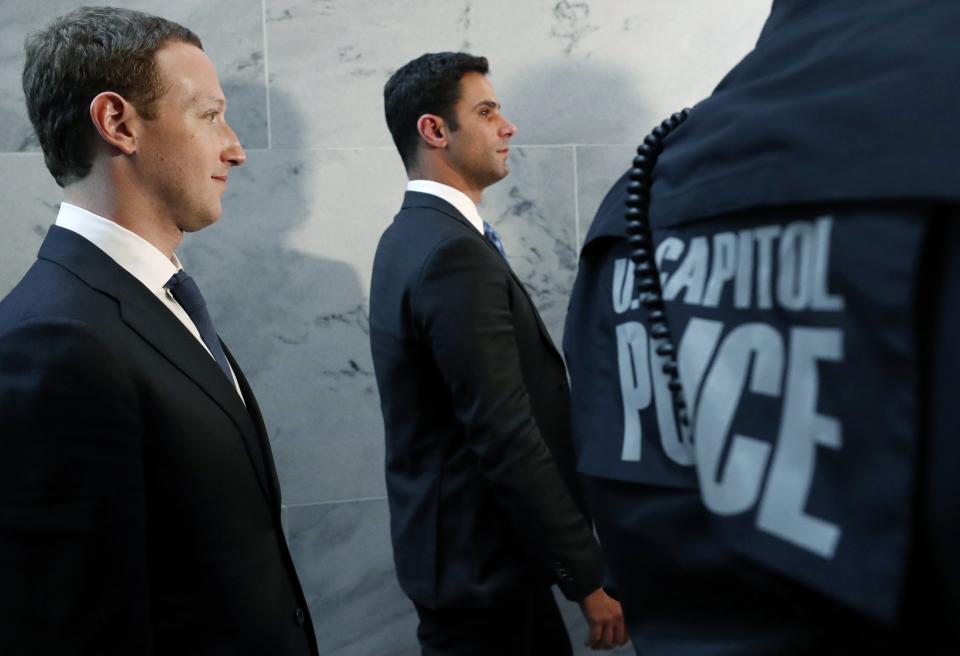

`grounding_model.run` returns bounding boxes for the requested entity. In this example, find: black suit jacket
[369,191,604,610]
[0,226,318,655]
